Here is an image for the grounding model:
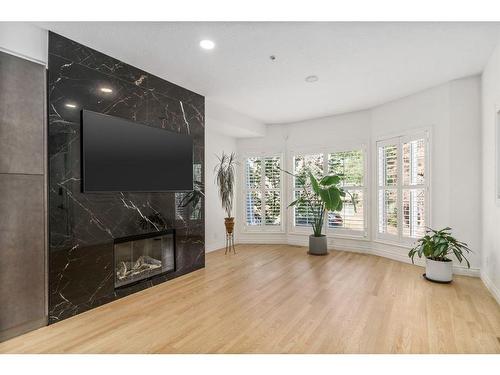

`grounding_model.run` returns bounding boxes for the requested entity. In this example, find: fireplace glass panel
[114,232,174,288]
